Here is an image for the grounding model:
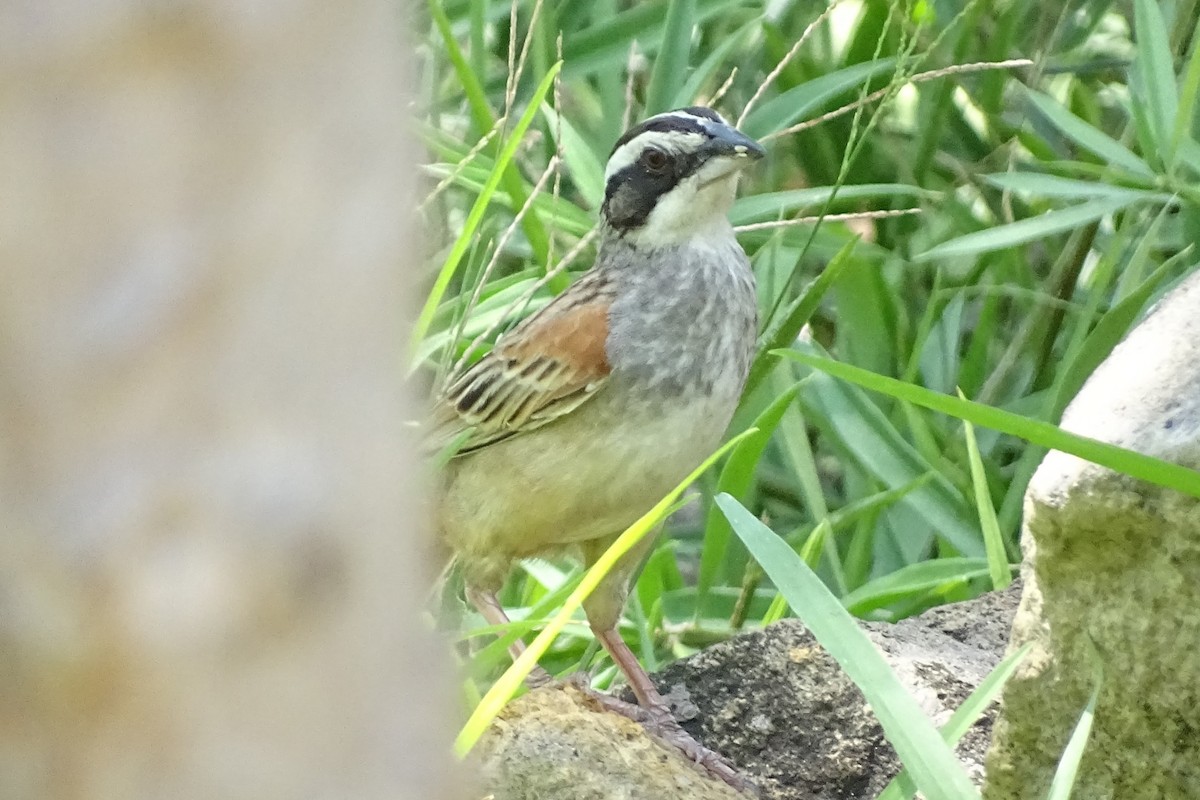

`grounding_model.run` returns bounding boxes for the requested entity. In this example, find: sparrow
[430,106,764,789]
